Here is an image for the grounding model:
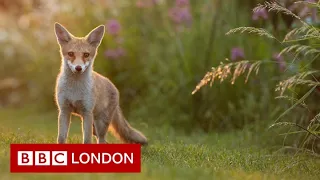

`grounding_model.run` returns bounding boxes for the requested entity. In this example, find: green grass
[0,107,319,180]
